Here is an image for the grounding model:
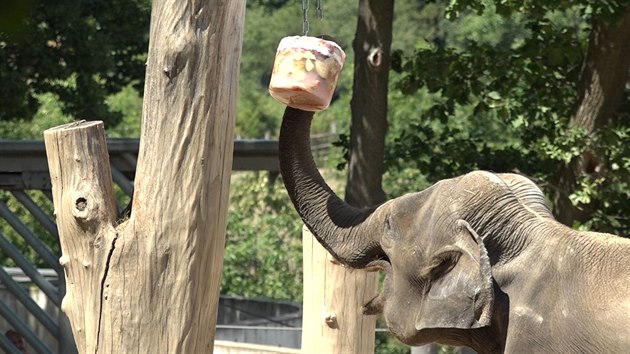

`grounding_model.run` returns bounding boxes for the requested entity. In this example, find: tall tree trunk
[554,7,630,225]
[345,0,394,207]
[43,1,245,352]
